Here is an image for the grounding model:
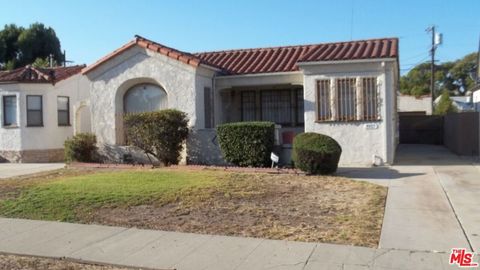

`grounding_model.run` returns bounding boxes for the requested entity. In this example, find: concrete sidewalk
[0,217,464,270]
[0,163,65,179]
